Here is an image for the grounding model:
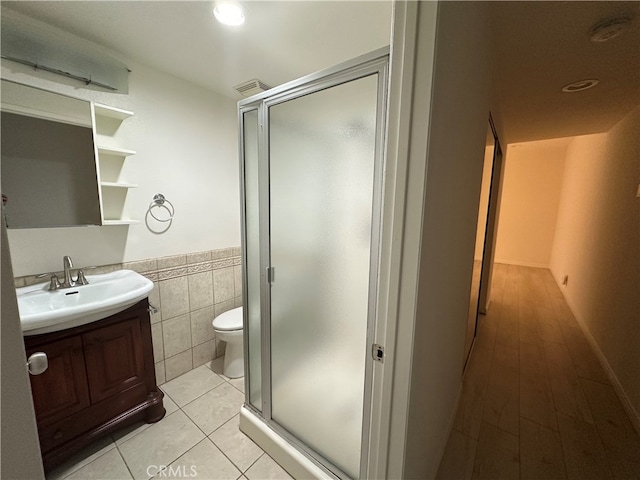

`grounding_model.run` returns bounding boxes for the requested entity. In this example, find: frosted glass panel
[243,110,262,410]
[269,74,378,478]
